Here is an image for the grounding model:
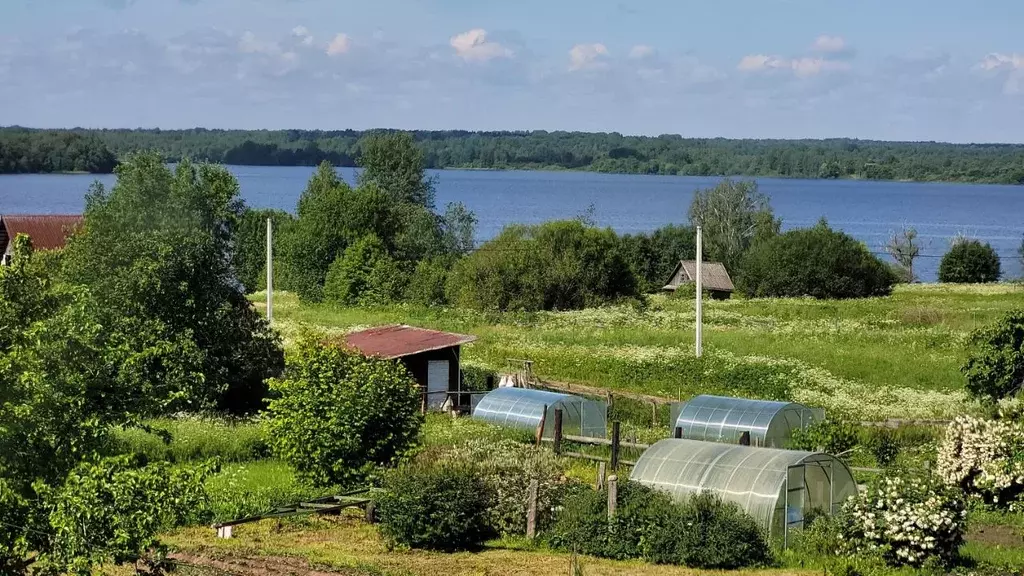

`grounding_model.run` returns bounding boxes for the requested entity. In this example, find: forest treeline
[3,126,1024,183]
[0,129,117,174]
